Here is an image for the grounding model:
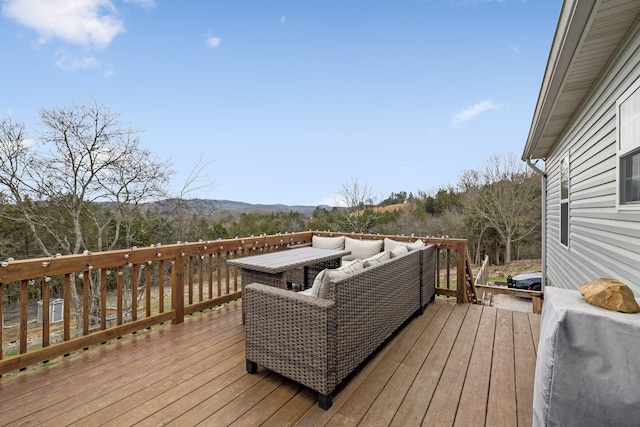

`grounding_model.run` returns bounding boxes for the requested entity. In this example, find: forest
[1,102,541,268]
